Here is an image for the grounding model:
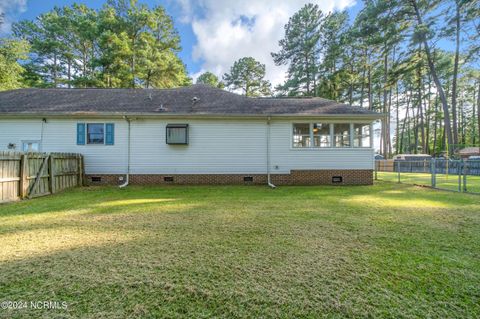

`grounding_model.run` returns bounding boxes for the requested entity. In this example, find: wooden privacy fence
[0,151,84,203]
